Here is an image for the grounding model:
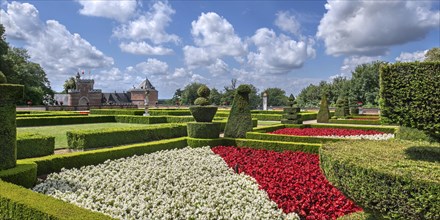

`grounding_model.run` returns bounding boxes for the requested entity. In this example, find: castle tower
[67,73,102,106]
[129,77,158,107]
